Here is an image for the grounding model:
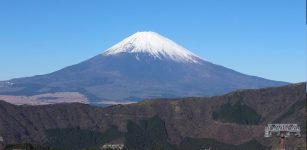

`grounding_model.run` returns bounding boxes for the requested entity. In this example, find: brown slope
[0,83,305,147]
